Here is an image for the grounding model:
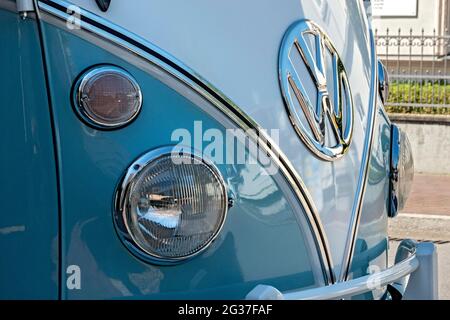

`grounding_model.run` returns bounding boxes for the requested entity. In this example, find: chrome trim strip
[36,0,337,283]
[340,28,379,281]
[114,146,228,265]
[246,239,419,300]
